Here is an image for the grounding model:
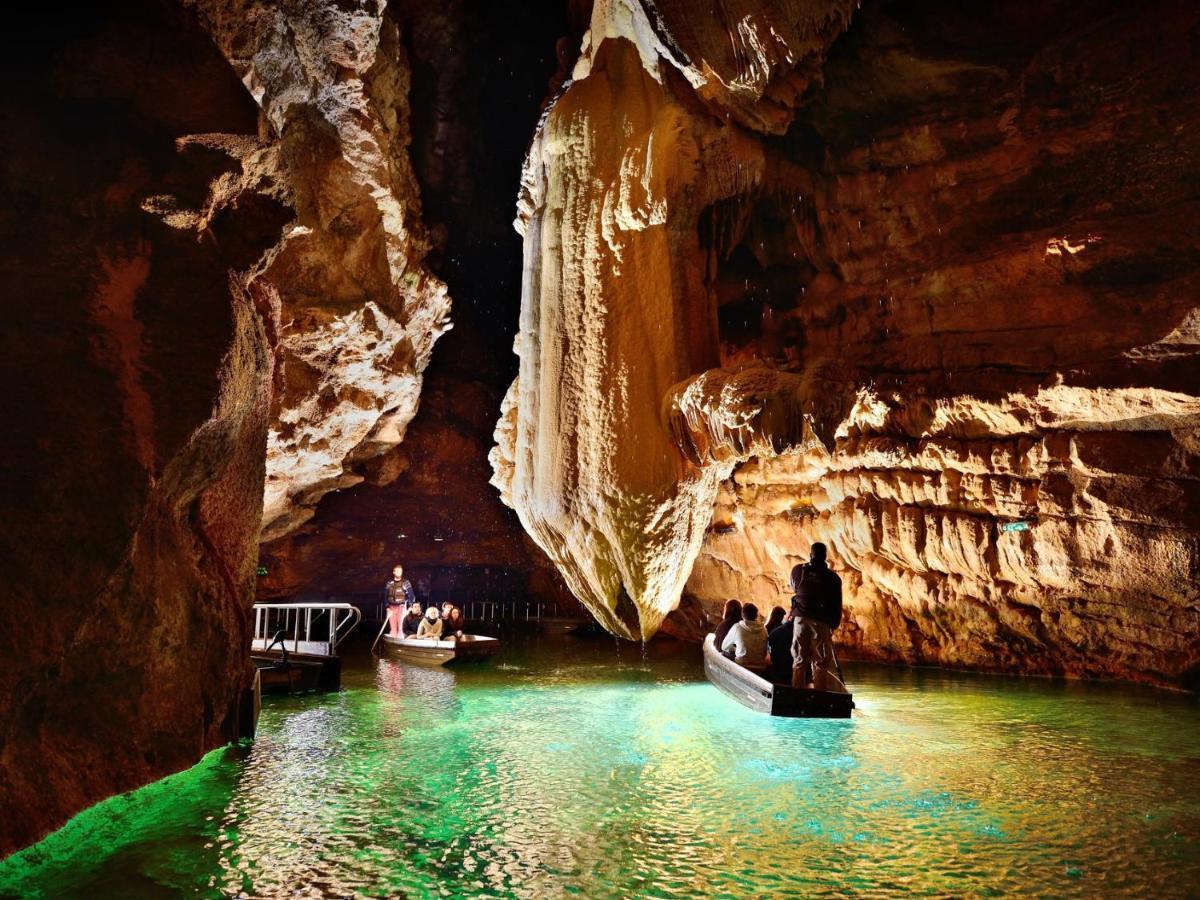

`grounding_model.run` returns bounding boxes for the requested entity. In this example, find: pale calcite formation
[189,0,452,540]
[497,0,1200,685]
[492,1,855,639]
